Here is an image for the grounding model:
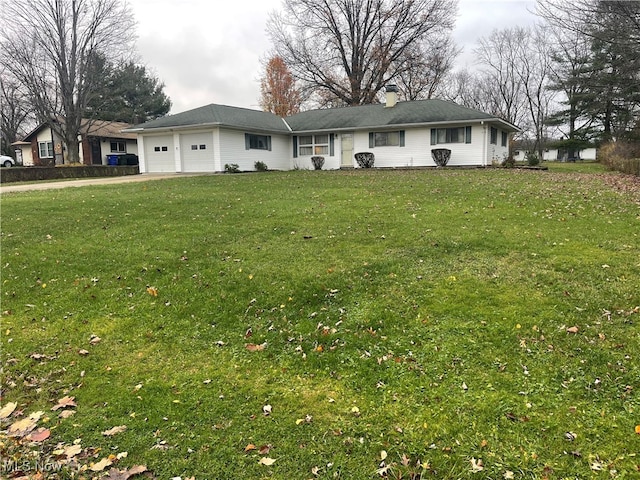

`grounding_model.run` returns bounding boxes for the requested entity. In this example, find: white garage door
[180,133,214,172]
[144,135,175,172]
